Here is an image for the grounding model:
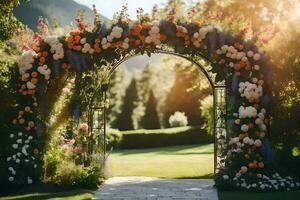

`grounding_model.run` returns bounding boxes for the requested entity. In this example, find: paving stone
[93,176,218,200]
